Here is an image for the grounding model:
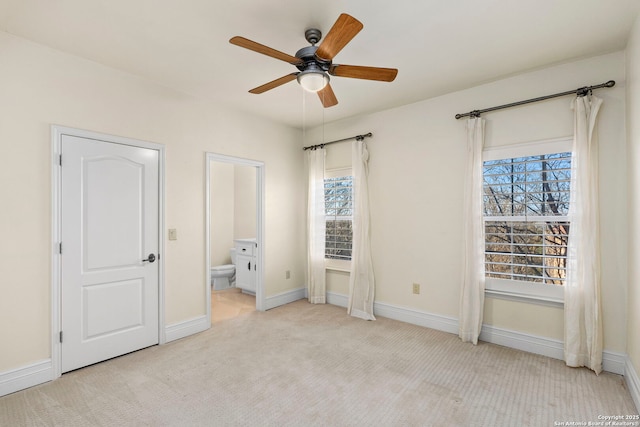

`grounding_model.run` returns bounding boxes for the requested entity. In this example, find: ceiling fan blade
[230,36,303,65]
[315,14,363,61]
[317,83,338,108]
[249,73,298,94]
[329,64,398,82]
